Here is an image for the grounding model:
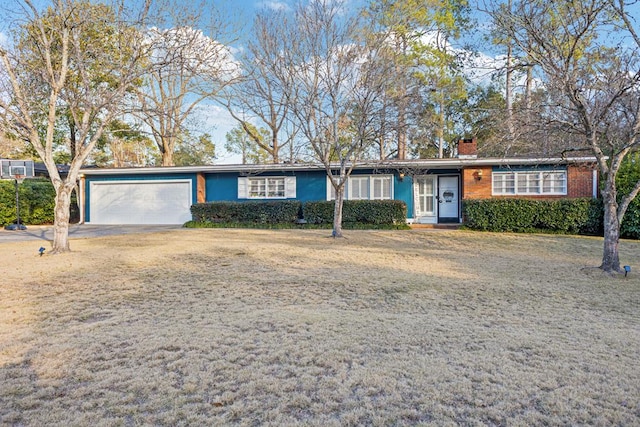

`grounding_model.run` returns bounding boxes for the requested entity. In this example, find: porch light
[399,172,405,182]
[473,169,483,180]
